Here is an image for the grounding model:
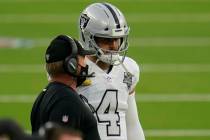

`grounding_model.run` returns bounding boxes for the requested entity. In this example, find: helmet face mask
[79,2,130,65]
[91,36,128,65]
